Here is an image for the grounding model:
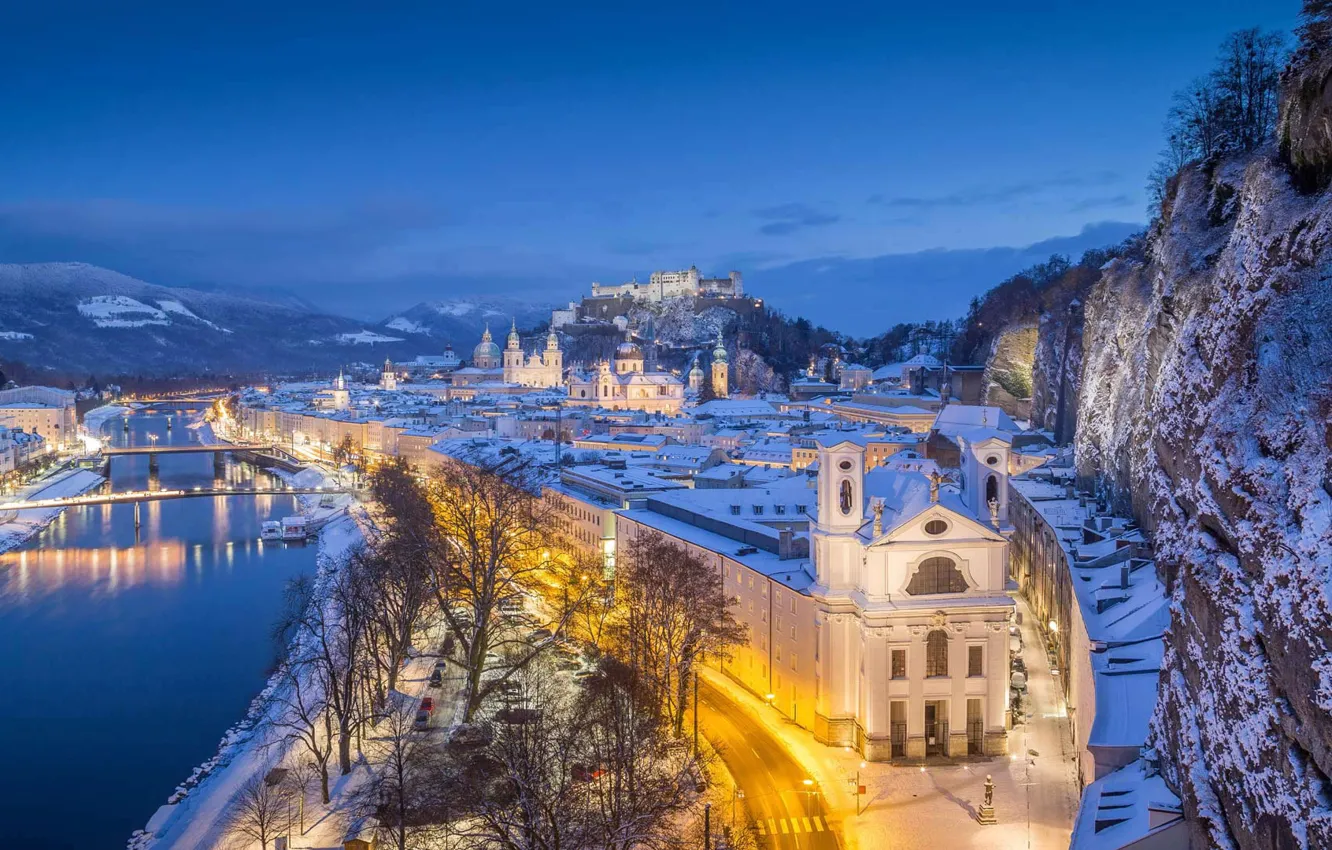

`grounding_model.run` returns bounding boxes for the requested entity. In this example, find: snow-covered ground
[157,300,231,333]
[77,295,172,328]
[384,317,429,334]
[0,330,33,340]
[0,468,107,554]
[83,404,134,437]
[335,331,404,345]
